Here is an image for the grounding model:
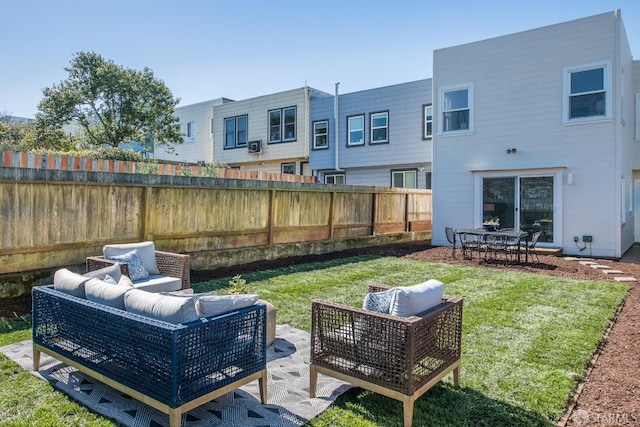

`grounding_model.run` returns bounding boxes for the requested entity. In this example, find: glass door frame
[473,168,564,247]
